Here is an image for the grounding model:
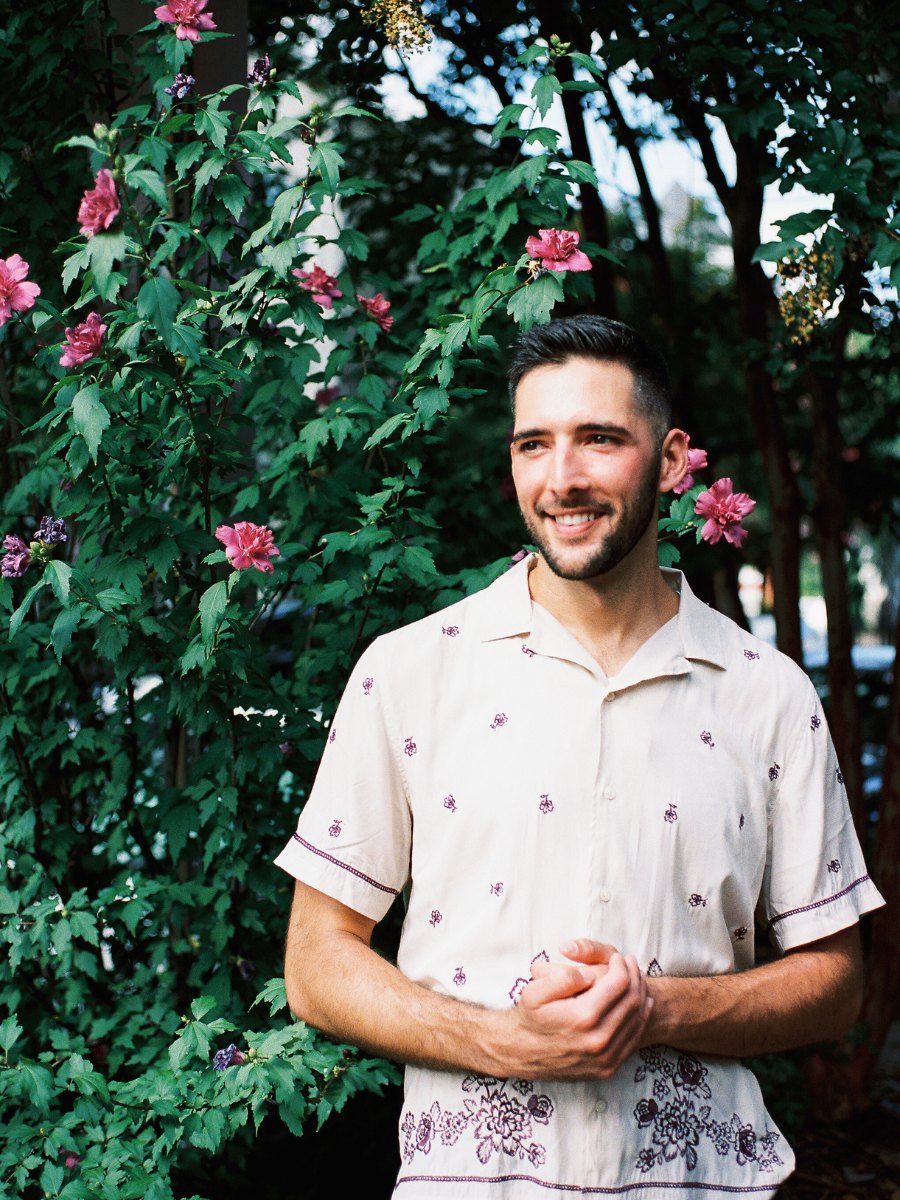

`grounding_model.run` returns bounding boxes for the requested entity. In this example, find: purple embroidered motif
[443,794,457,813]
[430,909,442,926]
[769,874,871,927]
[538,793,554,814]
[743,649,760,661]
[768,762,781,782]
[489,882,504,896]
[362,676,373,695]
[328,726,336,744]
[827,858,841,874]
[733,926,748,941]
[291,833,400,895]
[521,644,536,657]
[810,713,821,729]
[664,804,678,824]
[739,813,745,830]
[633,1047,783,1175]
[700,730,715,747]
[647,958,663,977]
[404,737,417,757]
[688,894,708,908]
[453,966,466,986]
[328,818,343,838]
[400,1077,554,1168]
[490,713,508,730]
[442,625,460,637]
[835,767,844,785]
